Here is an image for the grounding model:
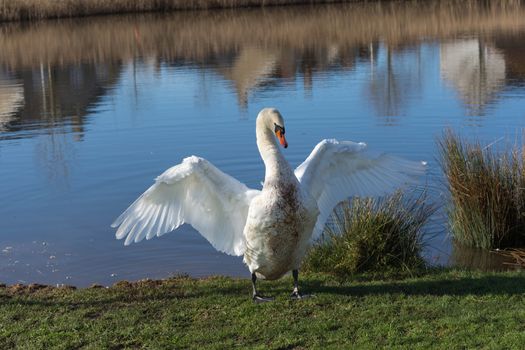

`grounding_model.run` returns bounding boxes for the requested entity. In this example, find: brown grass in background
[1,0,525,69]
[0,0,348,22]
